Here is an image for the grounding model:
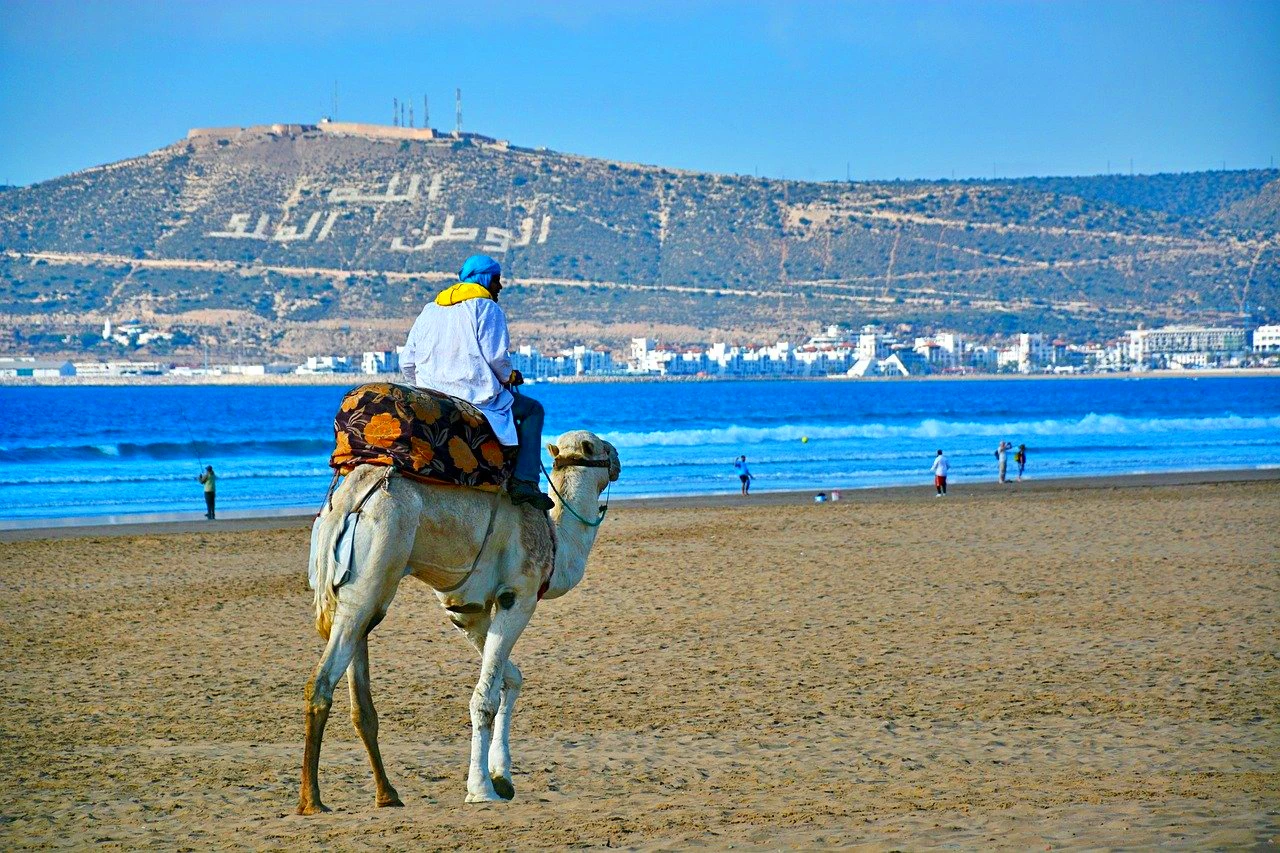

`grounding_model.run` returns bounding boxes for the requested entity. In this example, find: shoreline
[3,466,1276,541]
[2,366,1279,387]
